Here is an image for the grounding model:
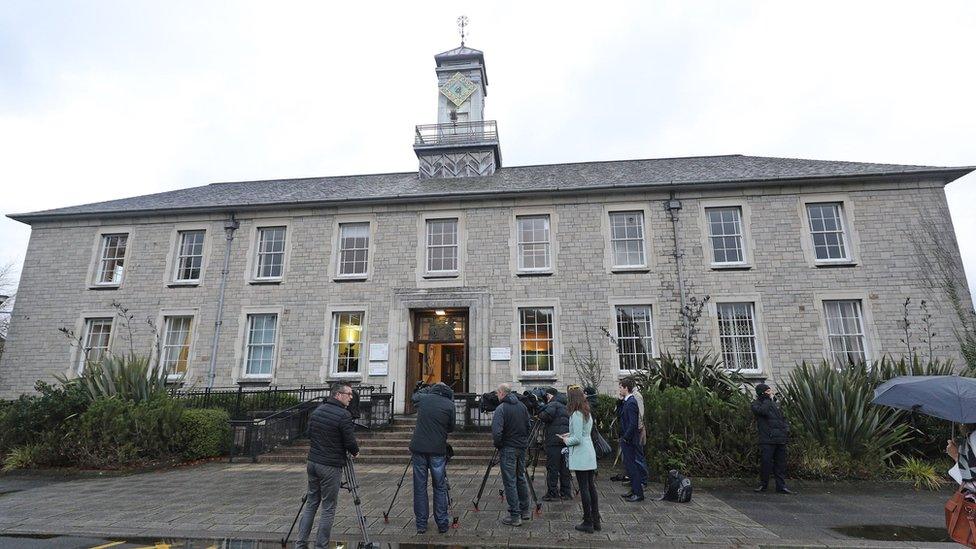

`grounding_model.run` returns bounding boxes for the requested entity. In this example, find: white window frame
[244,219,292,284]
[705,207,746,266]
[715,302,762,374]
[255,226,287,280]
[167,226,209,285]
[823,299,868,365]
[157,310,199,382]
[511,299,560,379]
[814,292,877,366]
[233,306,284,382]
[425,218,460,275]
[416,211,466,286]
[604,209,650,273]
[323,307,368,379]
[87,227,133,289]
[330,215,376,281]
[72,314,115,375]
[511,208,557,275]
[610,301,656,375]
[798,195,859,267]
[699,199,753,269]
